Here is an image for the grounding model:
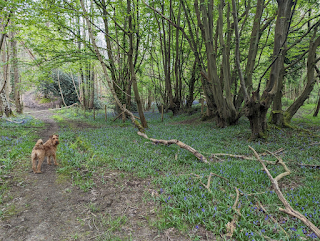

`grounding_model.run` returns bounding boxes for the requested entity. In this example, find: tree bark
[181,0,216,117]
[196,0,237,127]
[10,31,23,114]
[1,38,12,117]
[186,61,197,109]
[235,0,265,110]
[127,0,148,128]
[245,0,294,140]
[89,65,95,109]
